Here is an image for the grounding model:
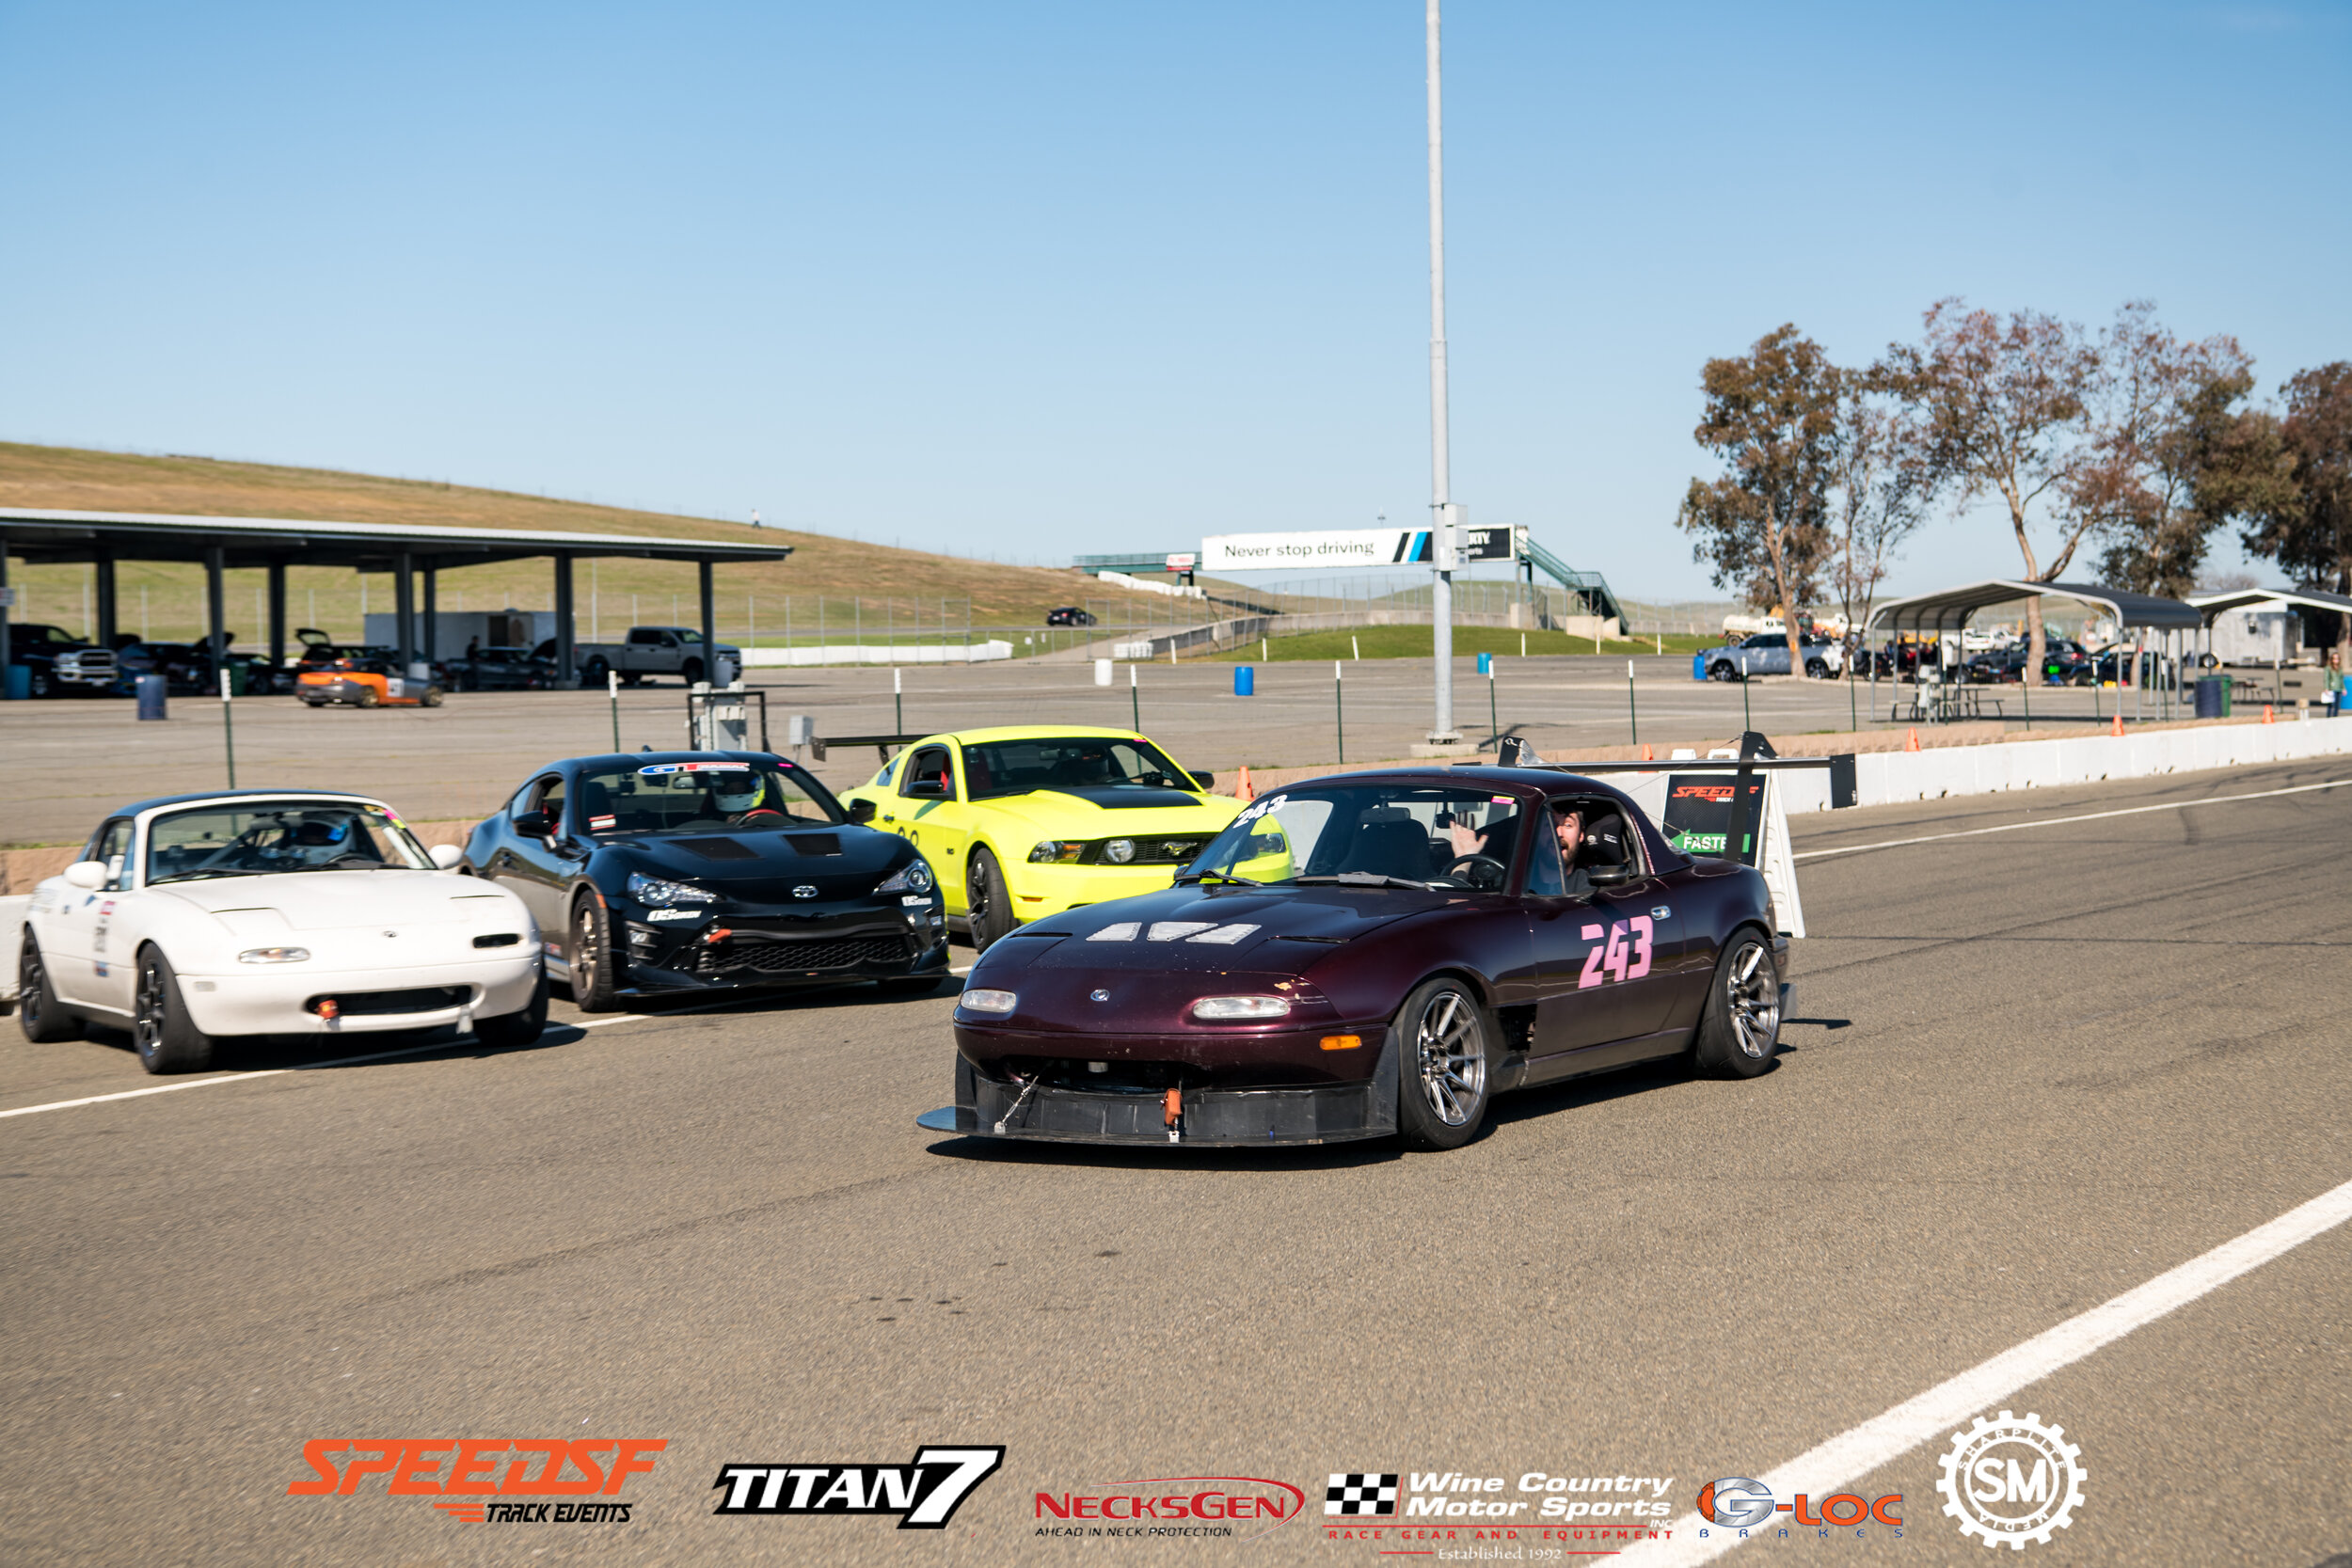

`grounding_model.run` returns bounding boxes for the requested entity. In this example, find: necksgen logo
[711,1446,1004,1528]
[287,1439,666,1525]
